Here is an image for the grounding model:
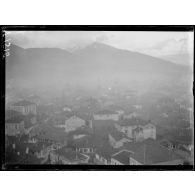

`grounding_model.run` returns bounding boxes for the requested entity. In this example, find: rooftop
[5,115,24,124]
[132,126,144,134]
[30,124,68,143]
[68,126,93,137]
[112,150,133,164]
[95,110,117,115]
[73,135,105,148]
[54,147,88,162]
[123,139,184,165]
[13,100,36,106]
[5,109,23,120]
[118,118,148,127]
[109,130,125,141]
[96,143,120,160]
